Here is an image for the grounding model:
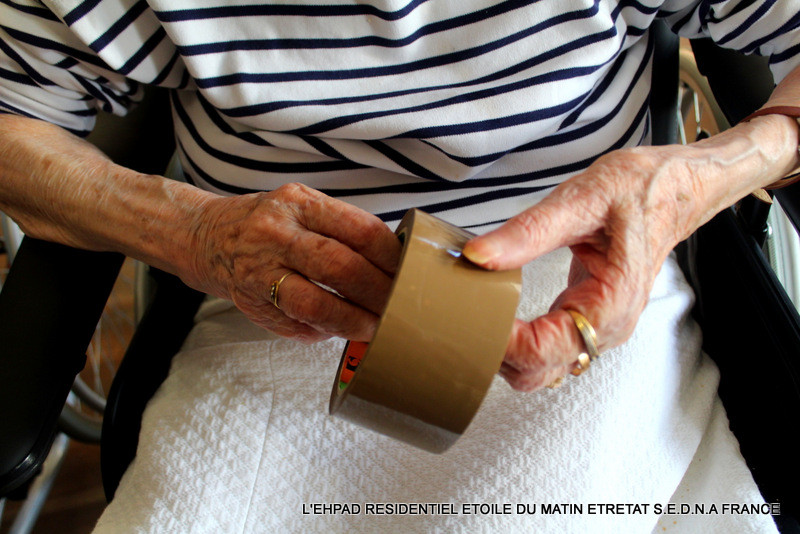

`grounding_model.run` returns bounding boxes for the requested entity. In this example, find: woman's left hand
[463,115,800,391]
